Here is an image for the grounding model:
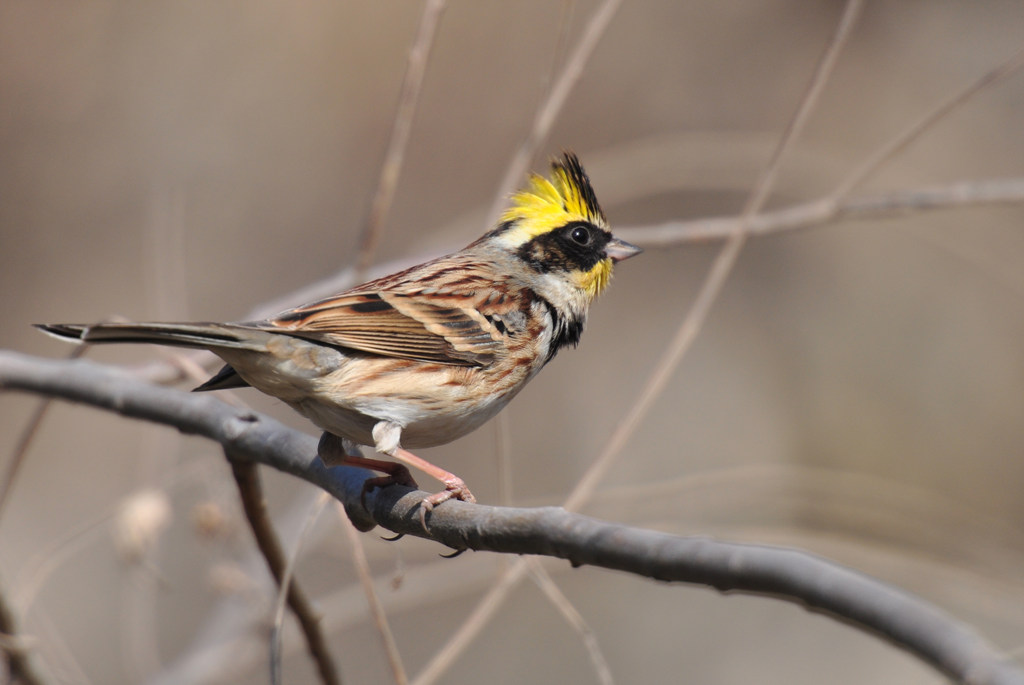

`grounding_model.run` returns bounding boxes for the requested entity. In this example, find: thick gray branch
[1,351,1021,685]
